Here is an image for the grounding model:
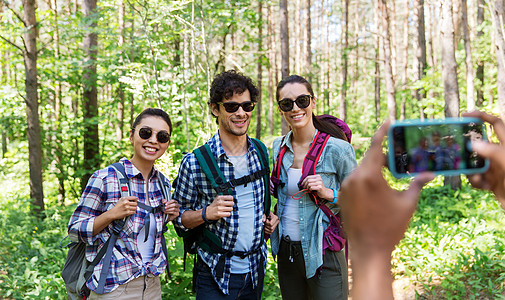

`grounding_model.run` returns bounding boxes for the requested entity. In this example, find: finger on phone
[472,141,505,169]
